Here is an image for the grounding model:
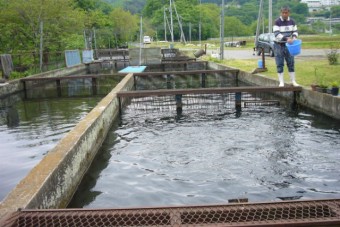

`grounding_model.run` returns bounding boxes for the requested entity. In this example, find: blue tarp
[118,66,147,73]
[65,50,81,67]
[82,50,94,63]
